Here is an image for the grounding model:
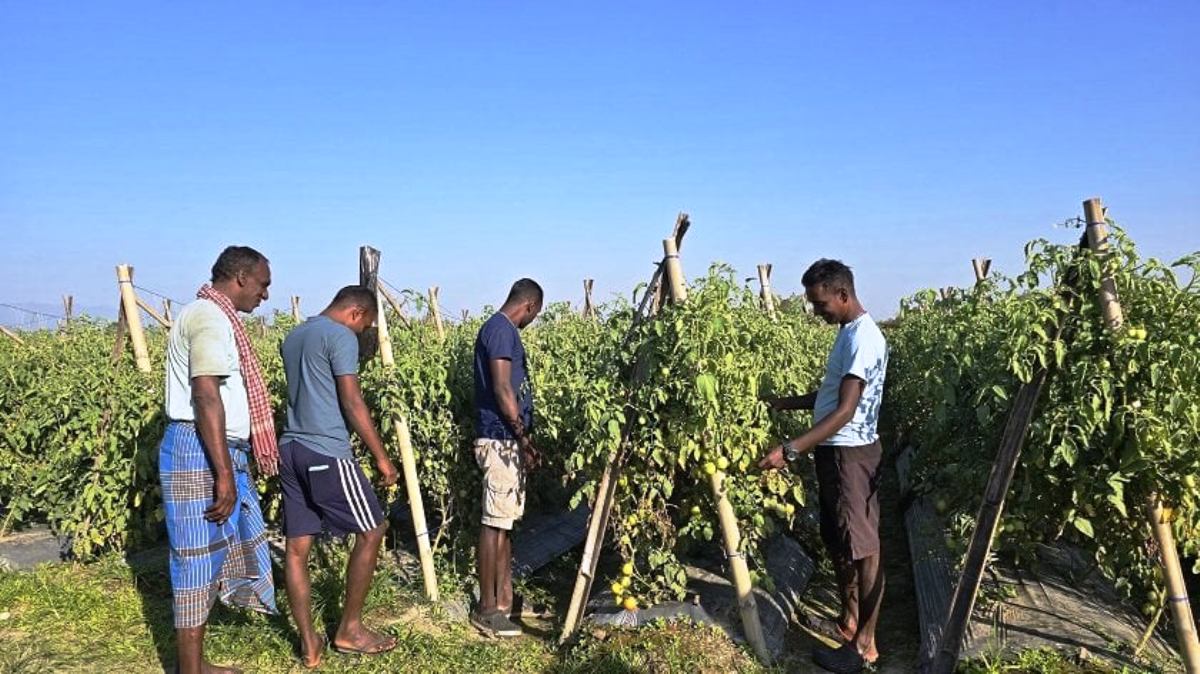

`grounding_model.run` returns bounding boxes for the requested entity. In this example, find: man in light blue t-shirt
[279,285,399,666]
[758,259,888,673]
